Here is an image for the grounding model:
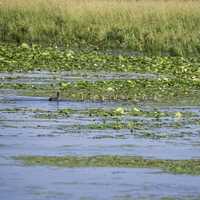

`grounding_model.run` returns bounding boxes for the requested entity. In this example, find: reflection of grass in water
[15,155,200,175]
